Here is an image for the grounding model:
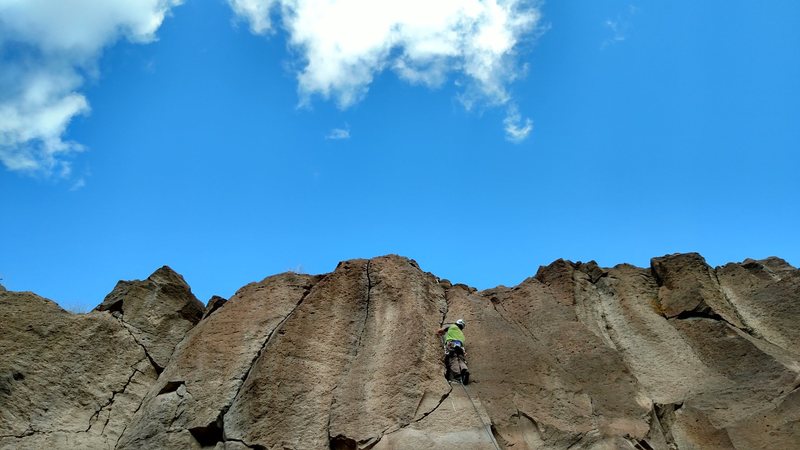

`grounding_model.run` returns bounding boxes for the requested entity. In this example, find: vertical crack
[355,260,373,350]
[440,285,450,327]
[327,260,374,445]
